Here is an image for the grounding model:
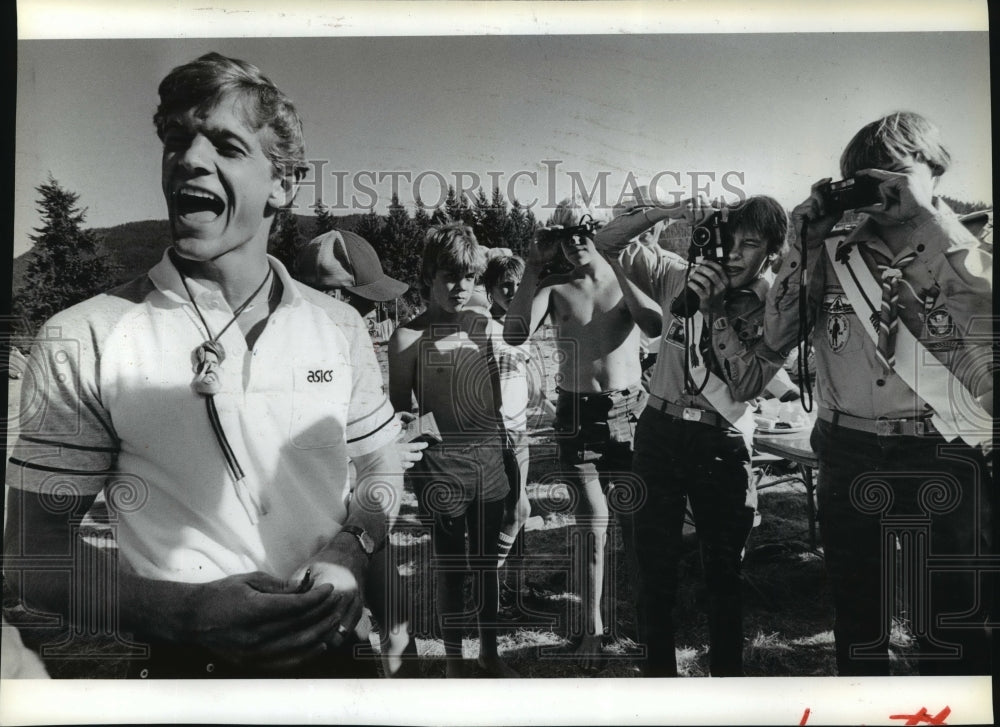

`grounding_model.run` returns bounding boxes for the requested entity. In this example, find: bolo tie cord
[180,266,273,524]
